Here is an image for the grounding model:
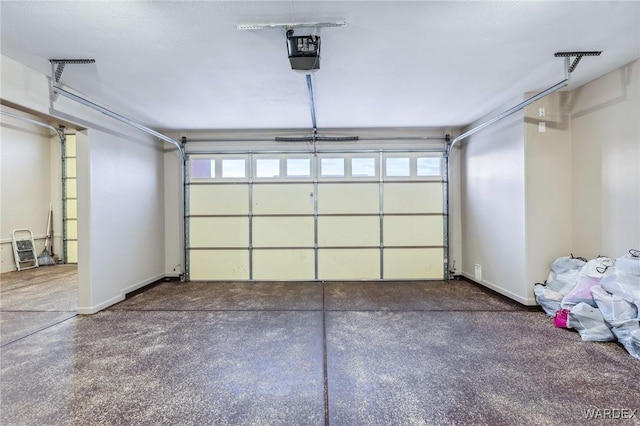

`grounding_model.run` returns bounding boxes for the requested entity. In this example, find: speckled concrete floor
[1,272,639,425]
[1,265,77,346]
